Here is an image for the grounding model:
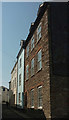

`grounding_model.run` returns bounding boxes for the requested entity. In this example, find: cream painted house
[0,86,9,104]
[11,61,17,106]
